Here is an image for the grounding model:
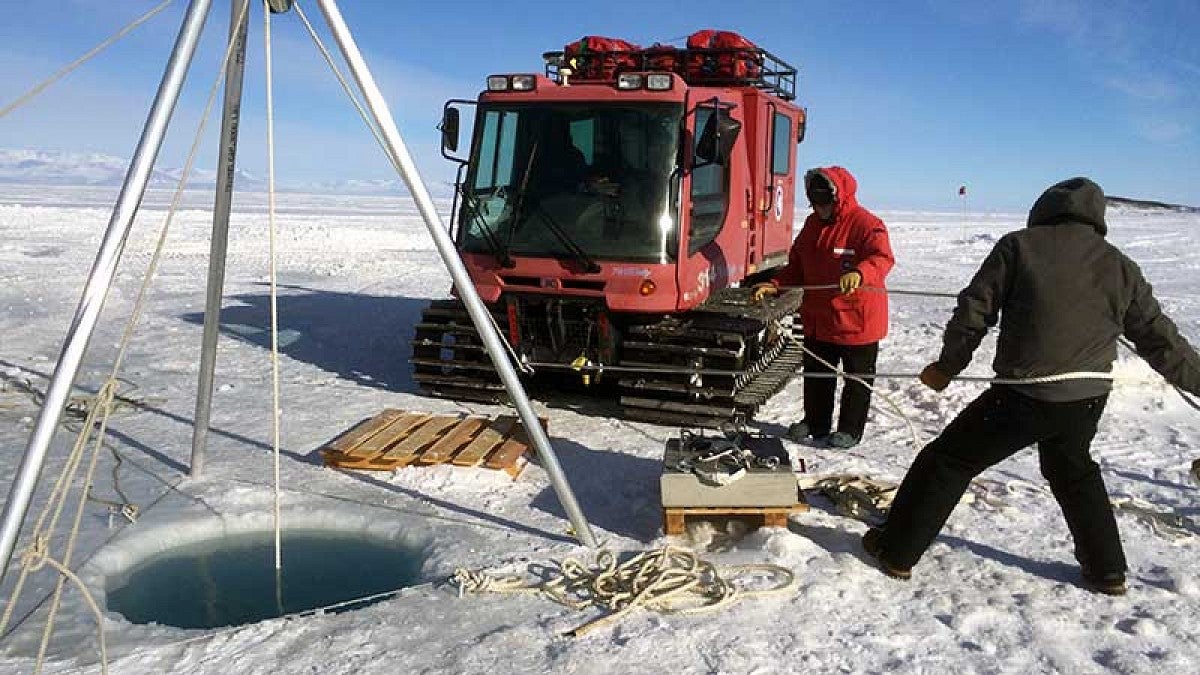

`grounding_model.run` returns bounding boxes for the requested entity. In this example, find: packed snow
[0,183,1197,674]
